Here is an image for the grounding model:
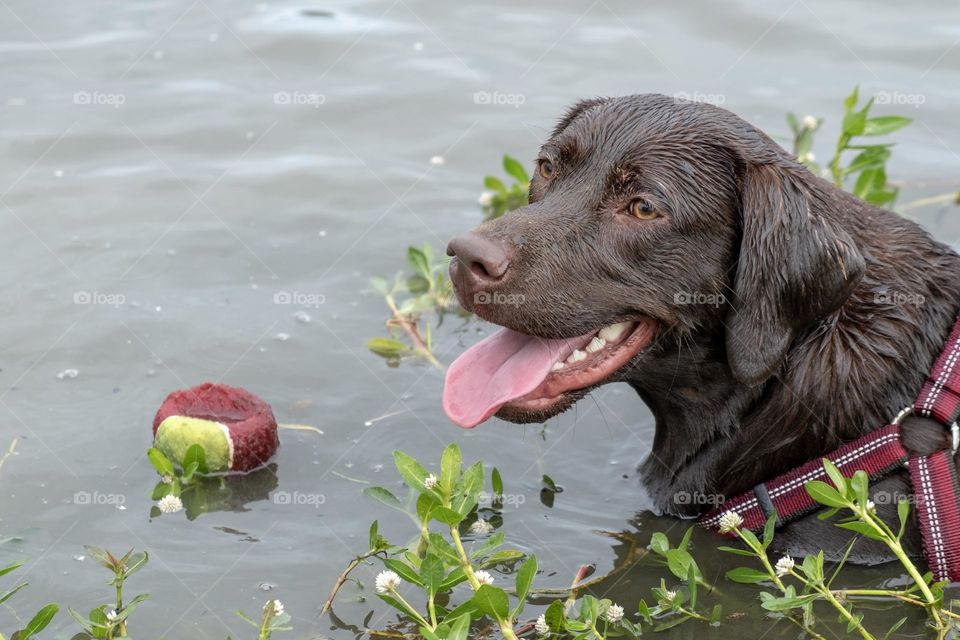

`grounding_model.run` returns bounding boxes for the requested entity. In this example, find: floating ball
[152,383,279,473]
